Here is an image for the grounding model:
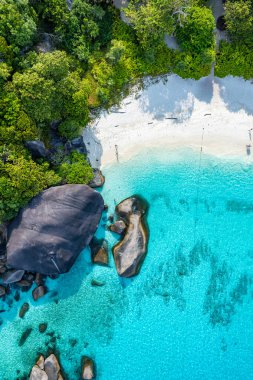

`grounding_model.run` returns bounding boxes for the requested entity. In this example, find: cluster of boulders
[30,354,63,380]
[109,196,149,278]
[29,354,96,380]
[0,225,48,303]
[0,184,104,306]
